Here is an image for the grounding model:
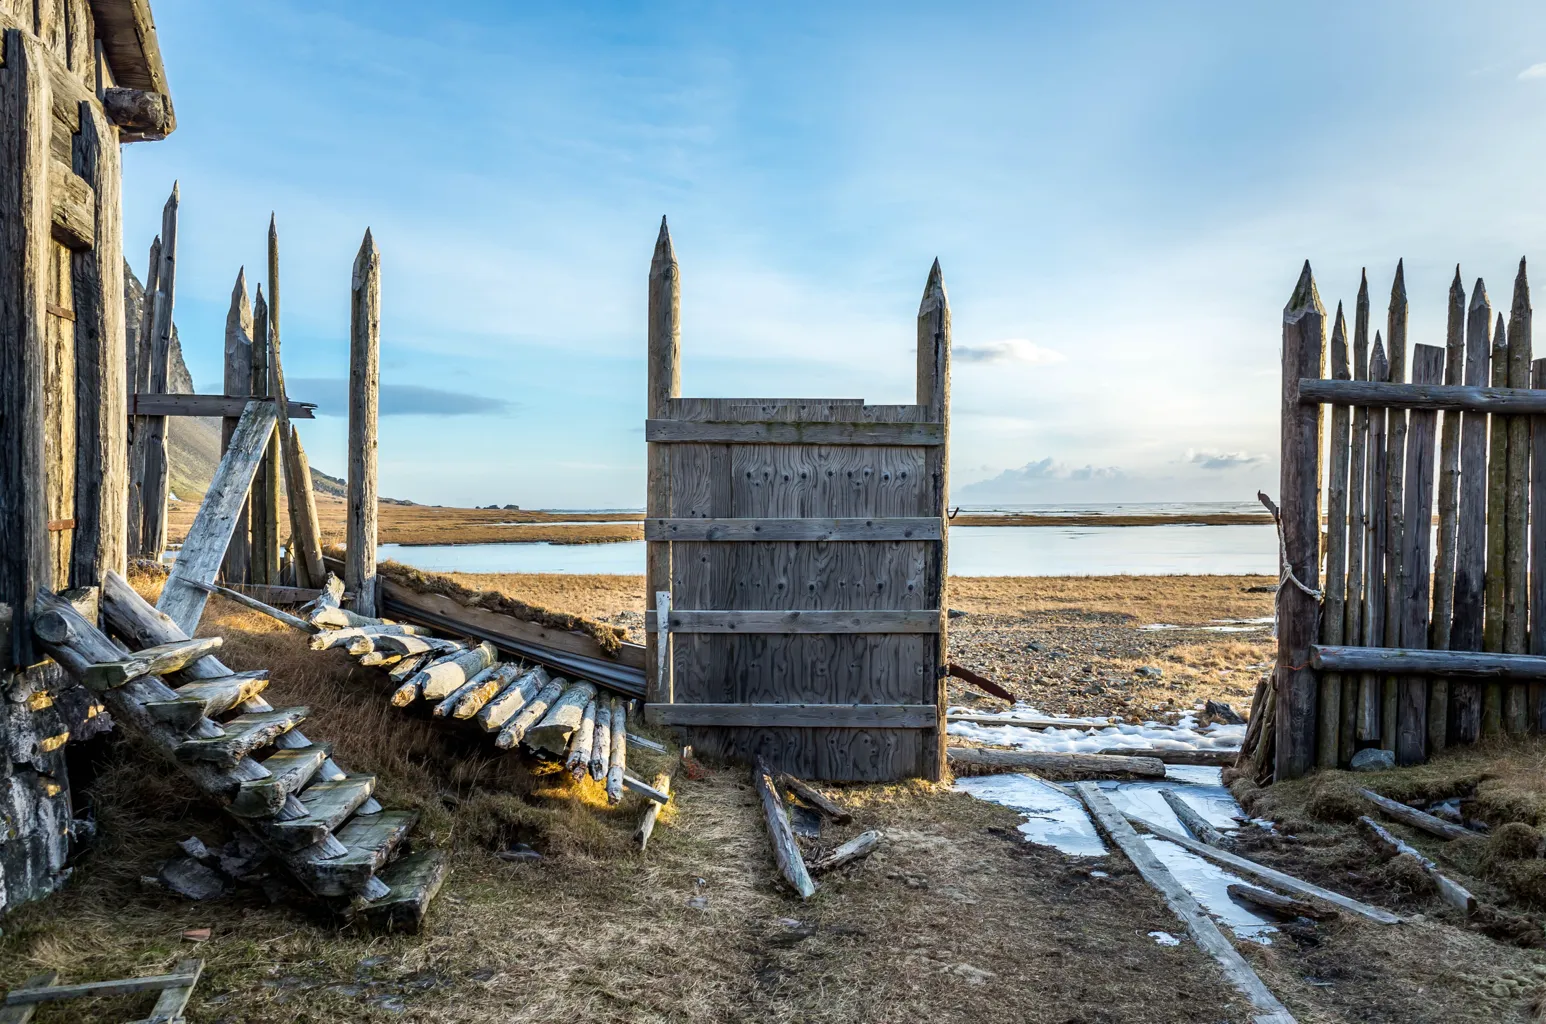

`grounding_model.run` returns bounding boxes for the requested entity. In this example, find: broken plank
[779,774,853,824]
[1094,747,1240,767]
[810,830,883,875]
[1356,816,1477,914]
[1075,784,1296,1023]
[1358,788,1477,842]
[134,958,204,1024]
[144,670,270,730]
[230,744,329,818]
[634,772,671,850]
[73,636,224,690]
[128,393,314,418]
[0,973,57,1024]
[175,707,307,768]
[1161,788,1229,848]
[1226,884,1338,922]
[358,849,449,934]
[754,756,816,899]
